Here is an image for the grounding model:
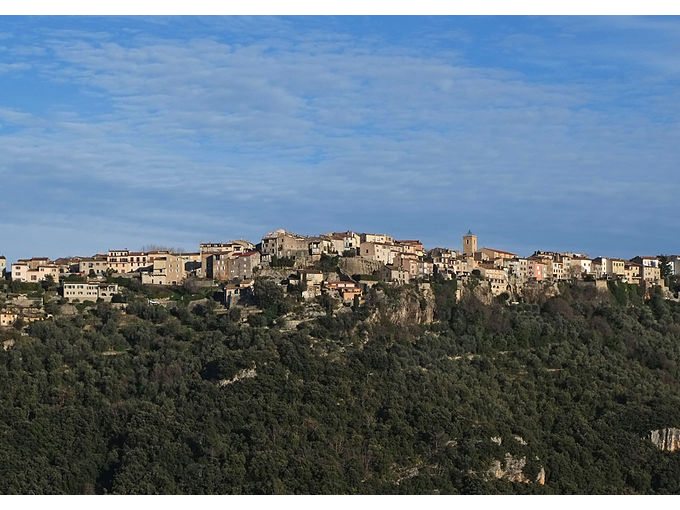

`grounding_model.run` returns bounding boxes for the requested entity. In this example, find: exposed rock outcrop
[218,368,257,387]
[338,257,385,277]
[483,453,545,485]
[485,454,529,483]
[649,428,680,452]
[366,284,435,326]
